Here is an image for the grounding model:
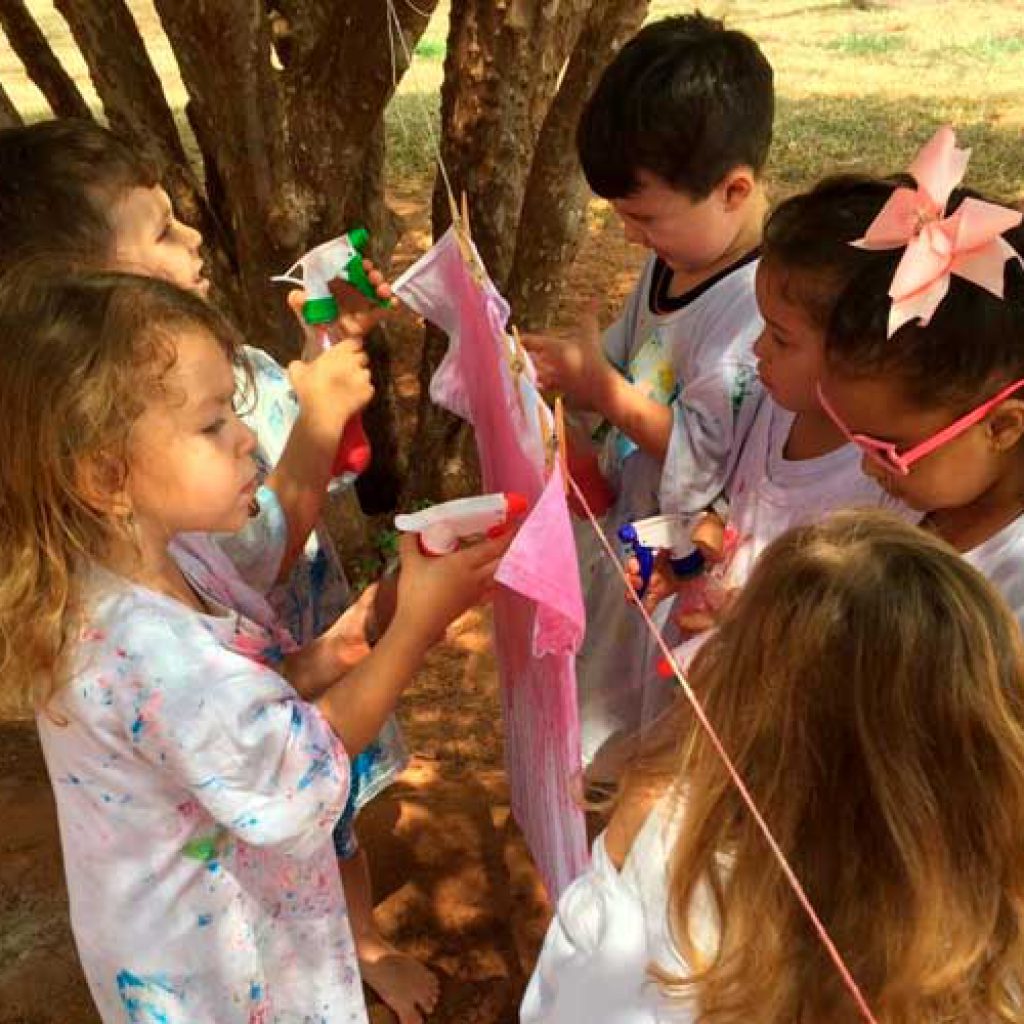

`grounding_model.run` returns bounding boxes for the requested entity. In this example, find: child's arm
[259,265,395,581]
[263,336,374,579]
[284,531,511,755]
[521,308,673,461]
